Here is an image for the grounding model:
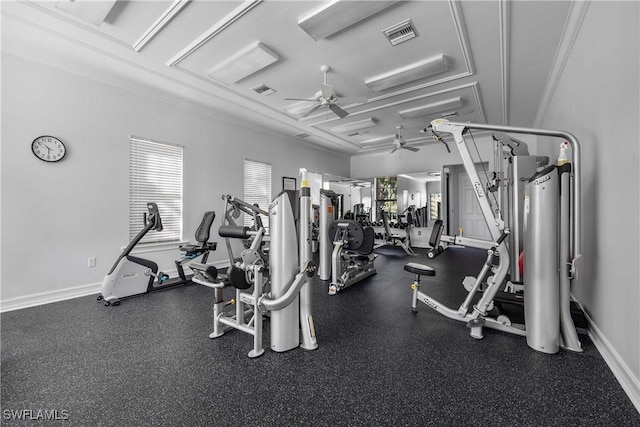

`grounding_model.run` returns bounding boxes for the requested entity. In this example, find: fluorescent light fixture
[399,96,464,119]
[298,0,399,41]
[208,42,279,84]
[329,118,378,134]
[365,54,448,92]
[55,0,118,25]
